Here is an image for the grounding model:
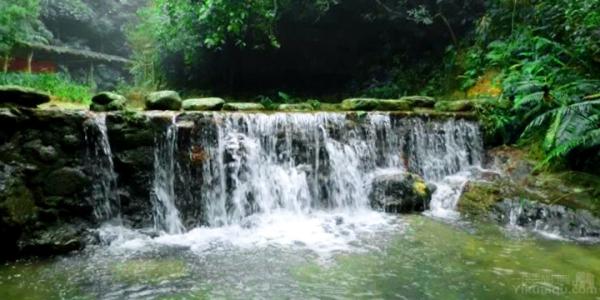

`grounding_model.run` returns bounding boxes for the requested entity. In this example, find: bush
[0,72,92,103]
